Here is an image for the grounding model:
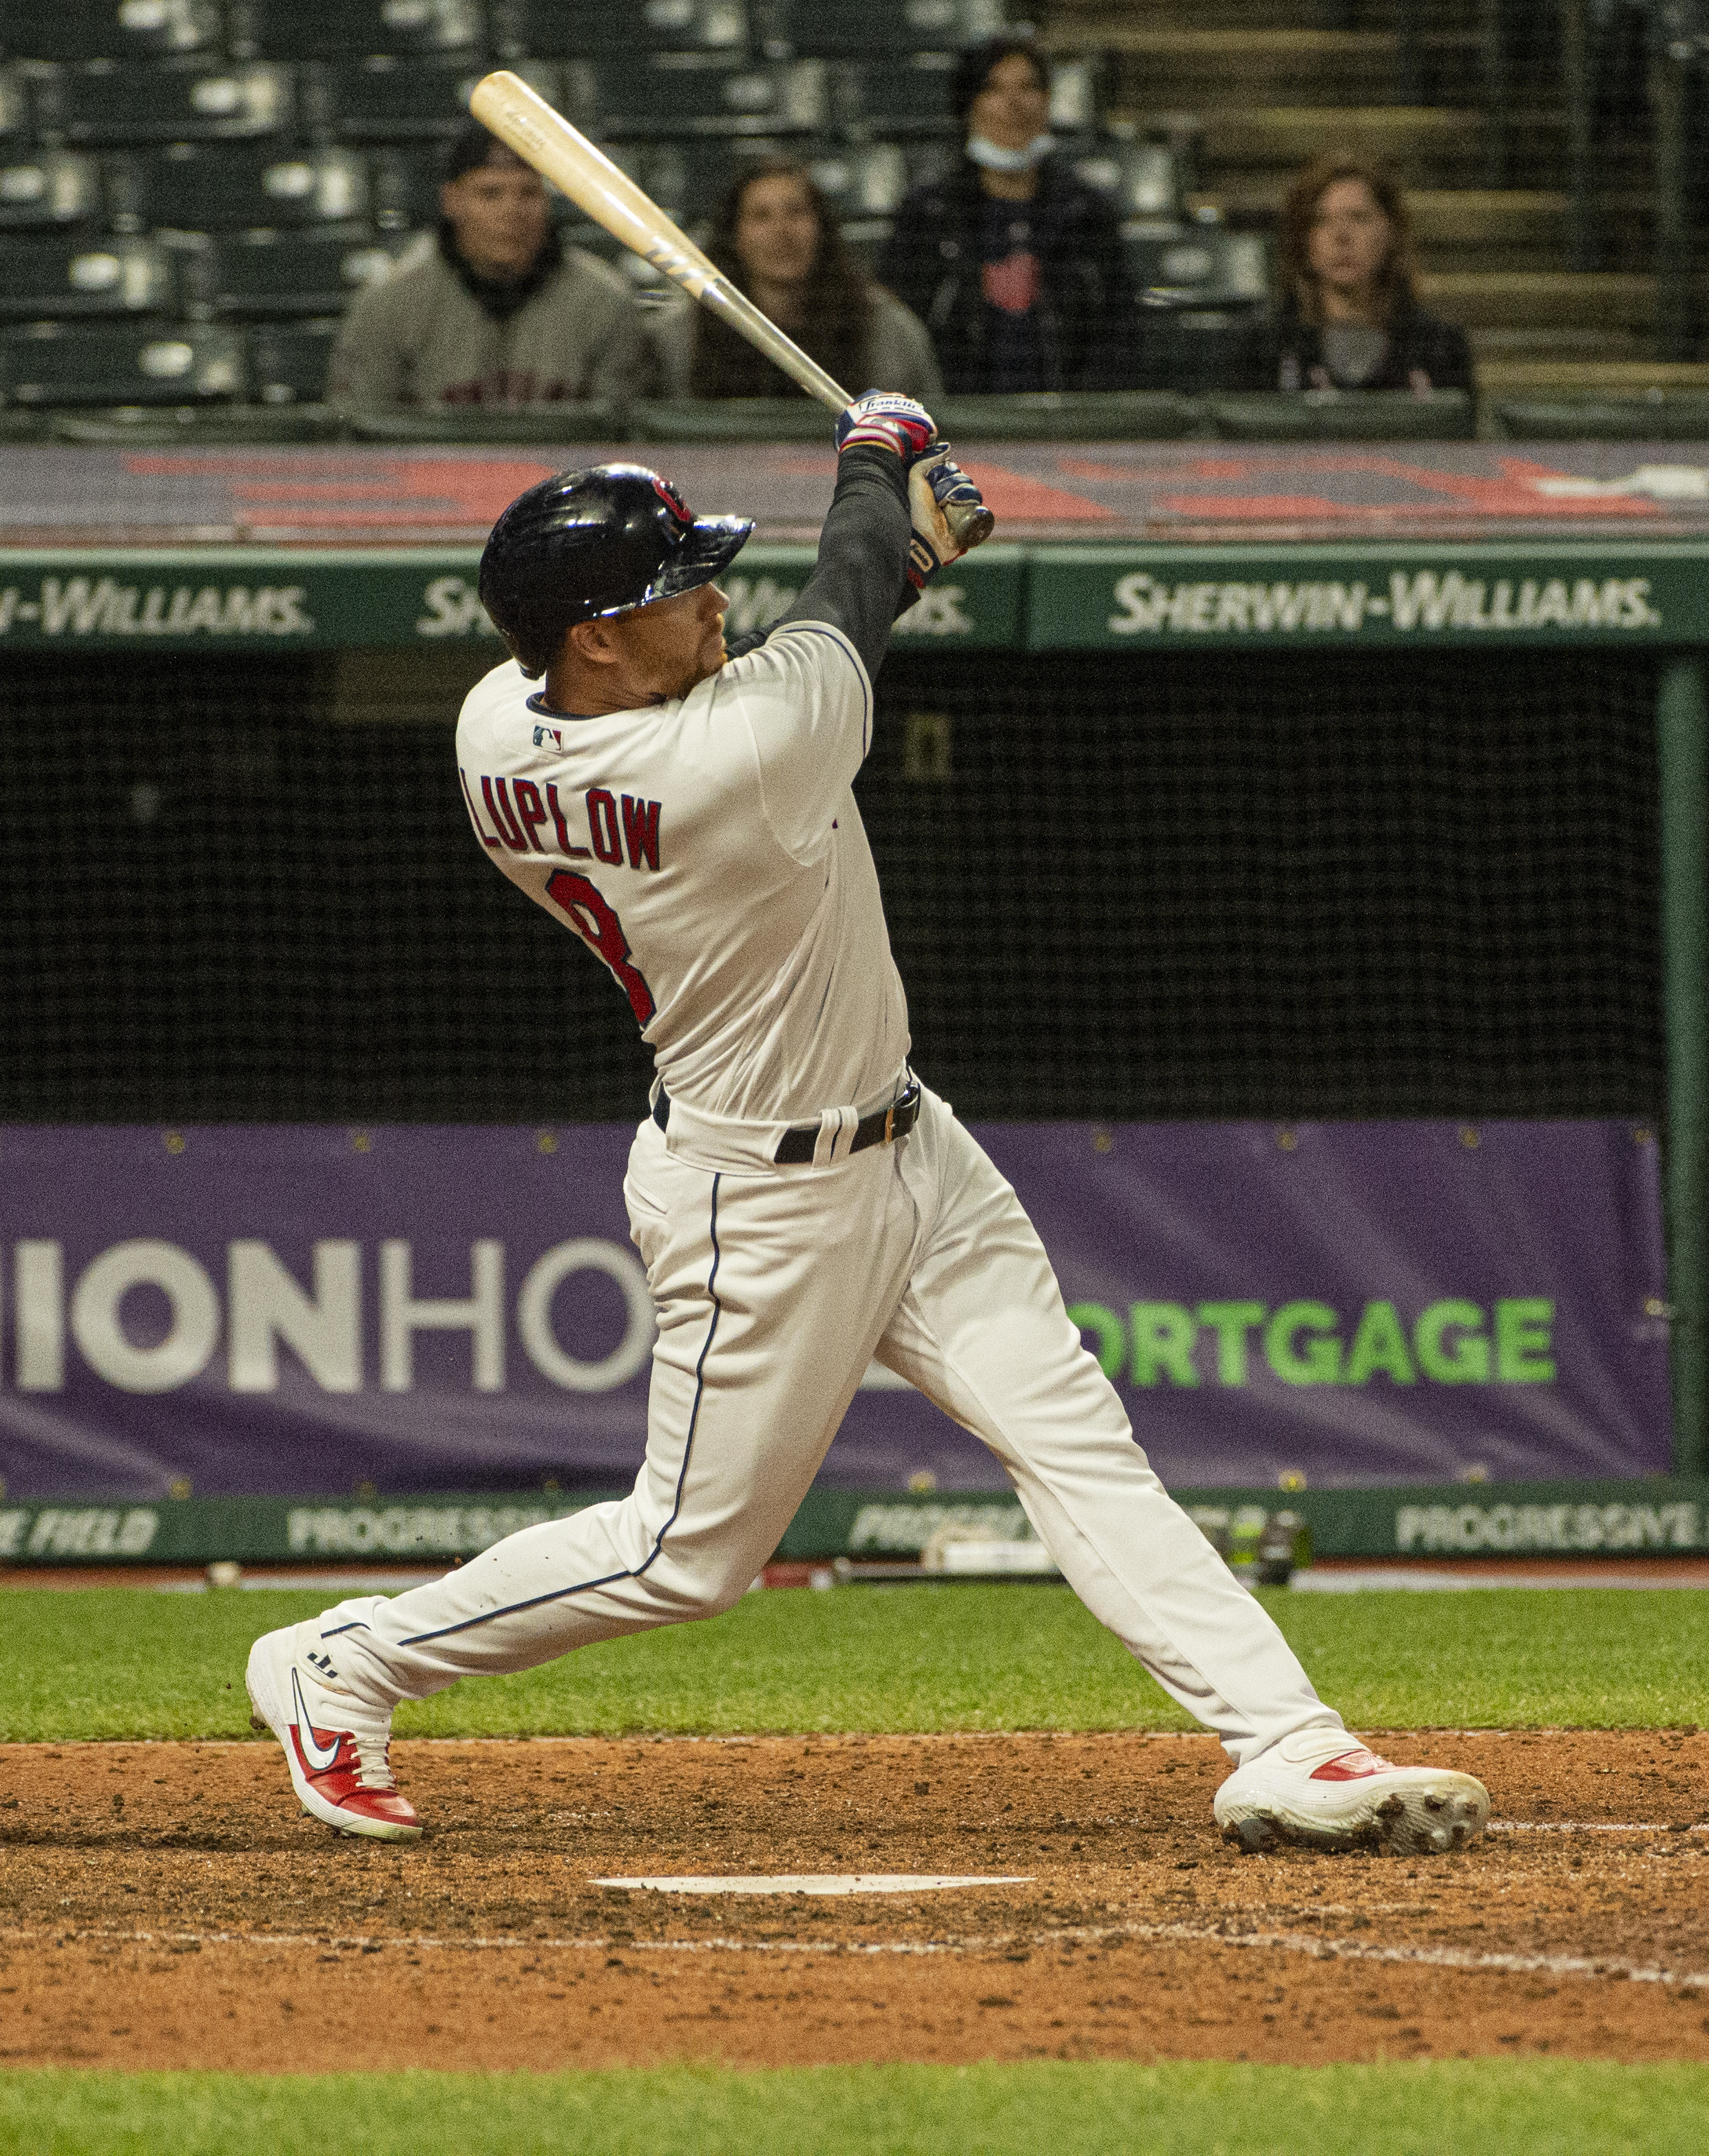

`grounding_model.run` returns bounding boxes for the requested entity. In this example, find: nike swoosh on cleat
[291,1667,345,1773]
